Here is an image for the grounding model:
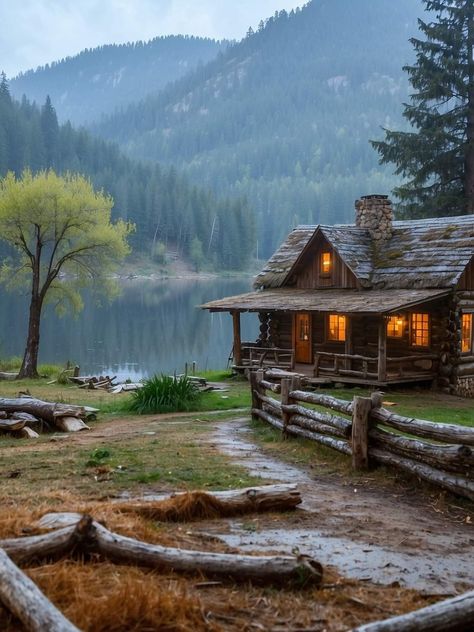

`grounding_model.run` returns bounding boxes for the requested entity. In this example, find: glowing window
[320,251,332,276]
[462,314,473,353]
[411,313,430,347]
[328,314,346,342]
[387,315,404,338]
